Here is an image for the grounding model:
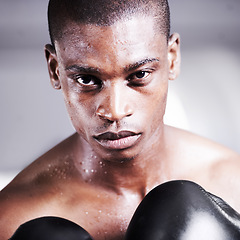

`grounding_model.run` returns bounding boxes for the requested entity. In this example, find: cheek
[143,80,168,117]
[148,90,168,136]
[59,74,95,118]
[143,81,168,135]
[155,82,168,113]
[61,84,96,135]
[66,99,96,139]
